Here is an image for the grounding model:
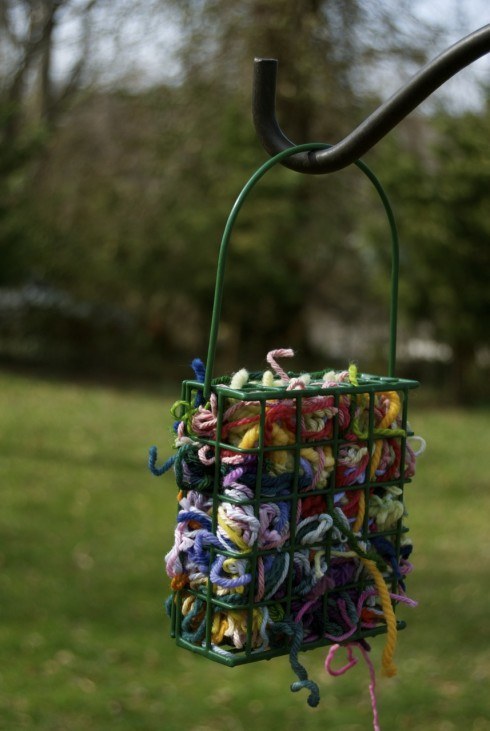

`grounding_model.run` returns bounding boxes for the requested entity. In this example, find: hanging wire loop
[252,25,490,175]
[203,144,400,398]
